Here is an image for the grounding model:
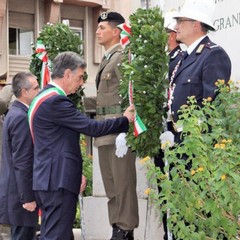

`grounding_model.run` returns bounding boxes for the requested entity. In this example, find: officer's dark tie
[181,51,188,64]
